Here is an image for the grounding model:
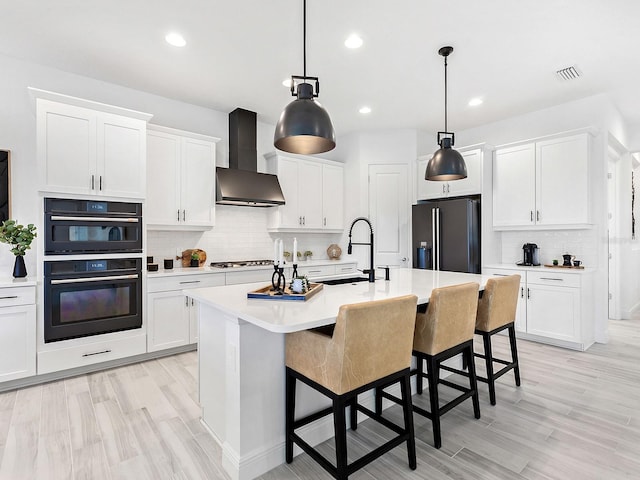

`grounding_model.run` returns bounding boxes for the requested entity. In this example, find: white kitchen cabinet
[416,147,483,200]
[265,153,344,232]
[146,273,224,352]
[146,125,220,229]
[321,163,344,229]
[35,93,151,199]
[0,284,36,382]
[484,266,593,350]
[493,132,591,229]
